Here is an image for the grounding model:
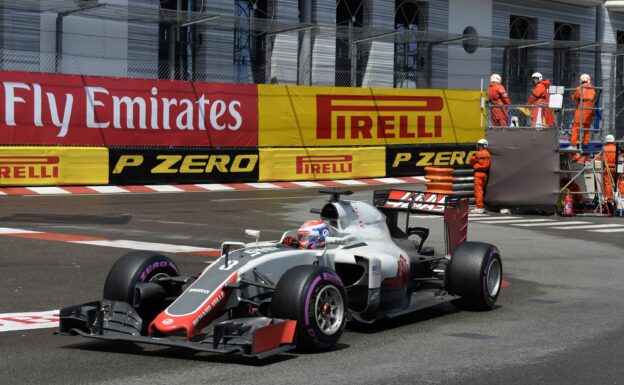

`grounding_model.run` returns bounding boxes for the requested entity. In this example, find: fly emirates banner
[0,71,258,147]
